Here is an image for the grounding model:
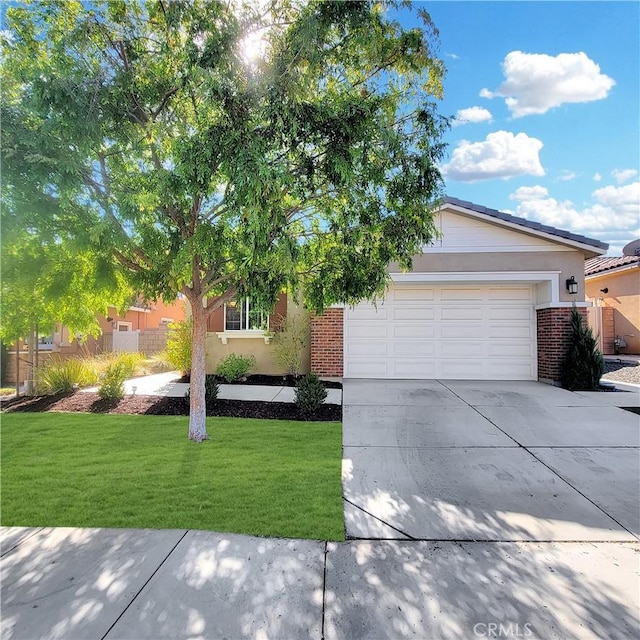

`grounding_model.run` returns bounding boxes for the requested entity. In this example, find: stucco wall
[204,293,311,376]
[390,251,587,303]
[586,268,640,354]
